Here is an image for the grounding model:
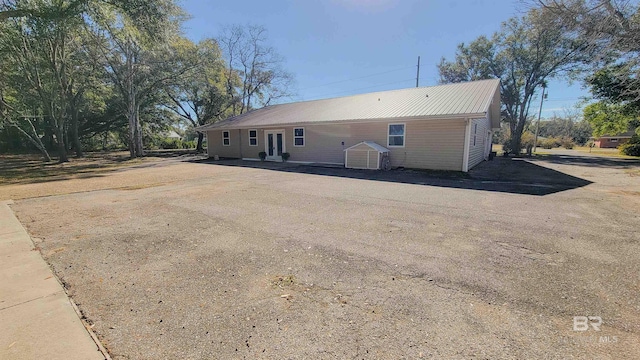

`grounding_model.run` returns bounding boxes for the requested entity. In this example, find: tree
[536,1,640,135]
[165,38,231,152]
[438,9,587,153]
[581,65,640,136]
[0,8,89,162]
[219,24,295,116]
[532,111,593,144]
[86,0,193,158]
